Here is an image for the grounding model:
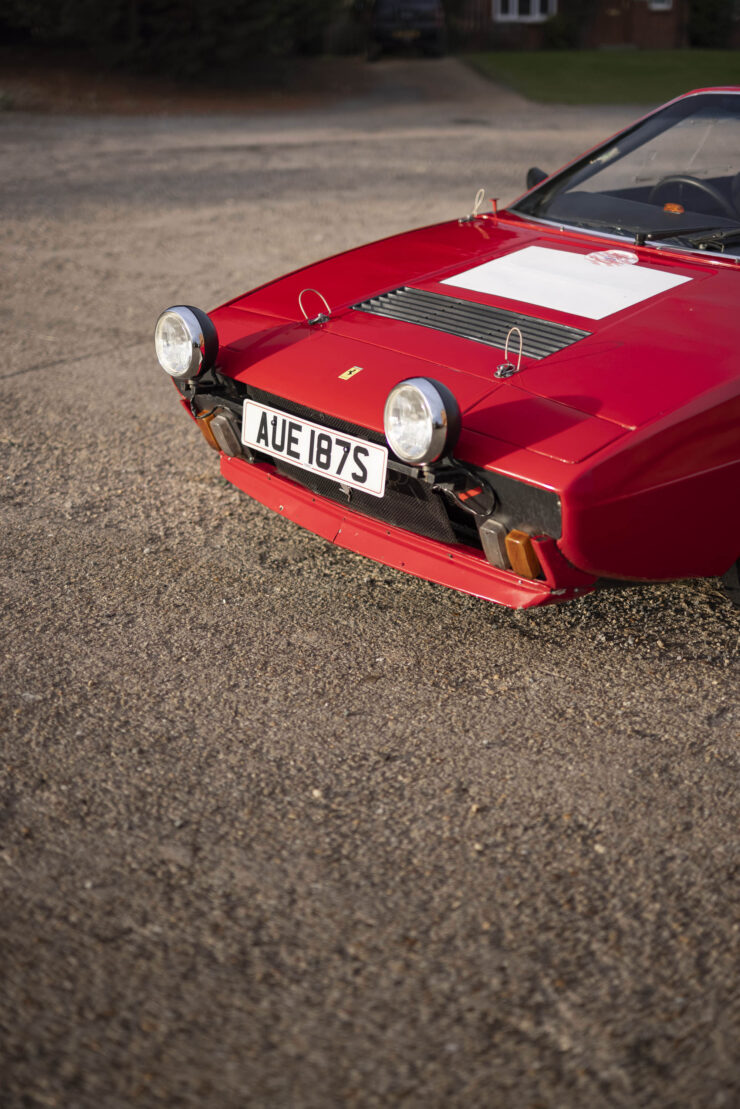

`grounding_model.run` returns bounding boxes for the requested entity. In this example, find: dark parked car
[365,0,447,58]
